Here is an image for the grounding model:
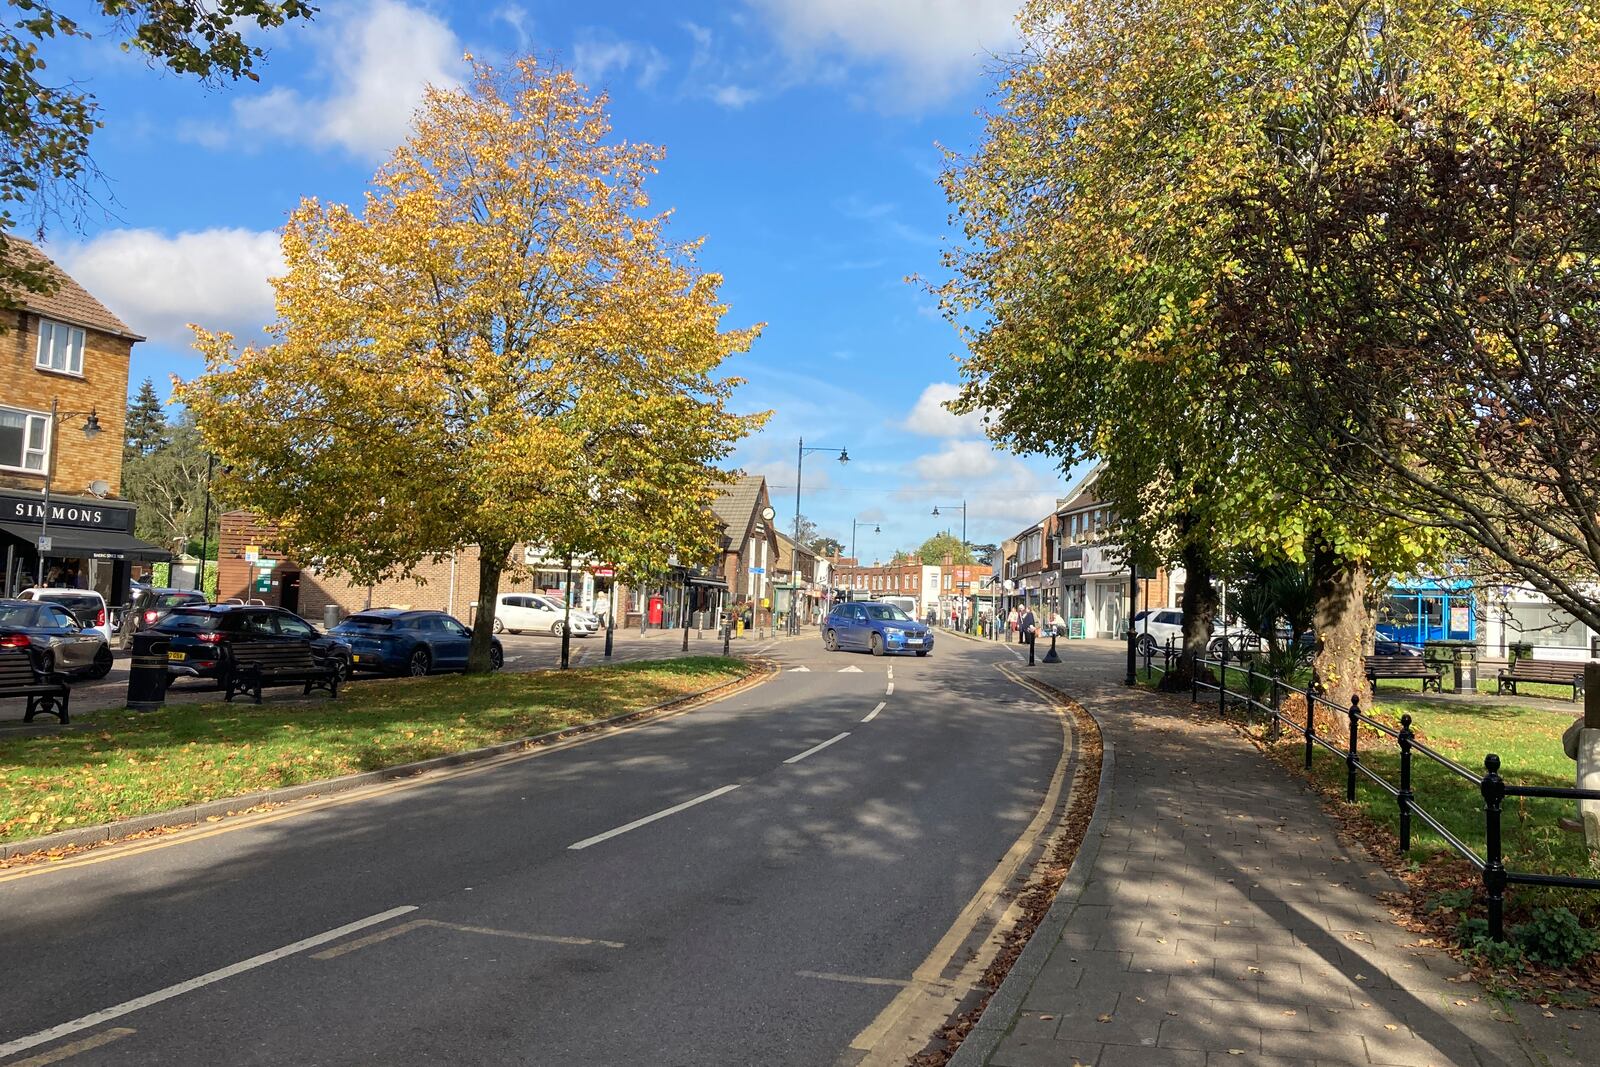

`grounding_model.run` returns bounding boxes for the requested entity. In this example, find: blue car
[822,601,934,657]
[331,609,503,676]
